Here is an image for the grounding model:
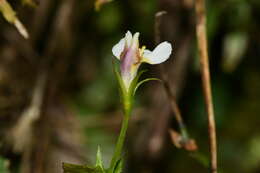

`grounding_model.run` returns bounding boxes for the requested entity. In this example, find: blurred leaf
[22,0,37,7]
[0,0,16,22]
[95,0,113,11]
[0,0,29,38]
[222,32,248,72]
[246,136,260,170]
[0,157,8,173]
